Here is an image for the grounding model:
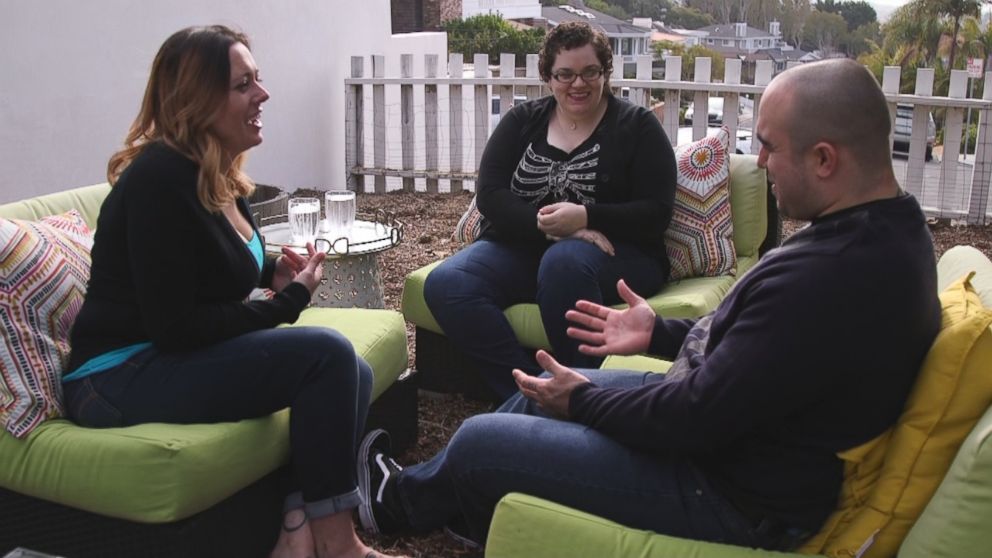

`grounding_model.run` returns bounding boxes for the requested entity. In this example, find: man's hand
[512,350,590,419]
[566,279,656,357]
[537,202,587,237]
